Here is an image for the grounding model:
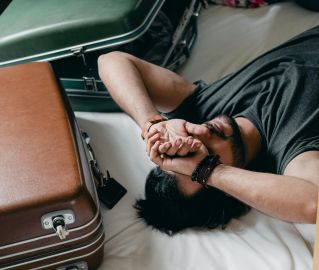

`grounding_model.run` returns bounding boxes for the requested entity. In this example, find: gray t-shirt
[165,26,319,174]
